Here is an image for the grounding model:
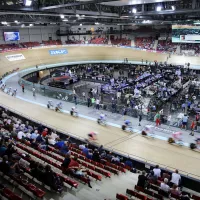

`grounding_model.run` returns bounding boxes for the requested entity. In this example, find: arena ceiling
[0,0,199,27]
